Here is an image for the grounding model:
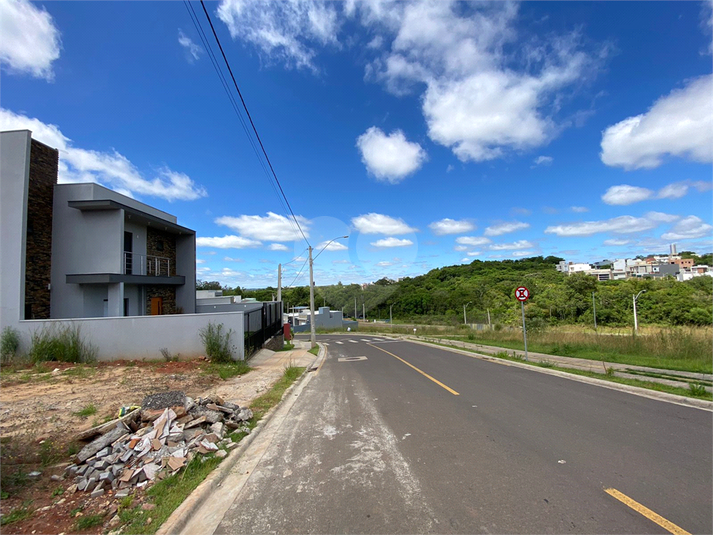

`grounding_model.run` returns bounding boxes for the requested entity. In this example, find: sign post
[515,286,530,361]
